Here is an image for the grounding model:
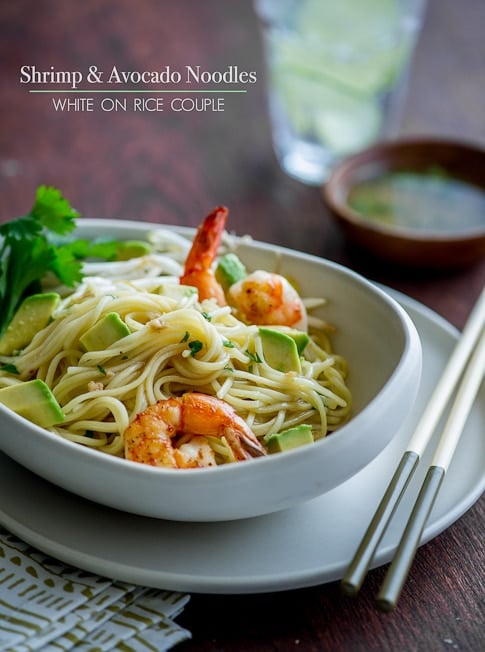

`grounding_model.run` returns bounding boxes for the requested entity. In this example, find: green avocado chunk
[115,240,153,260]
[80,312,130,351]
[259,327,308,373]
[265,326,310,355]
[0,379,64,427]
[265,424,314,453]
[215,253,247,291]
[0,292,60,355]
